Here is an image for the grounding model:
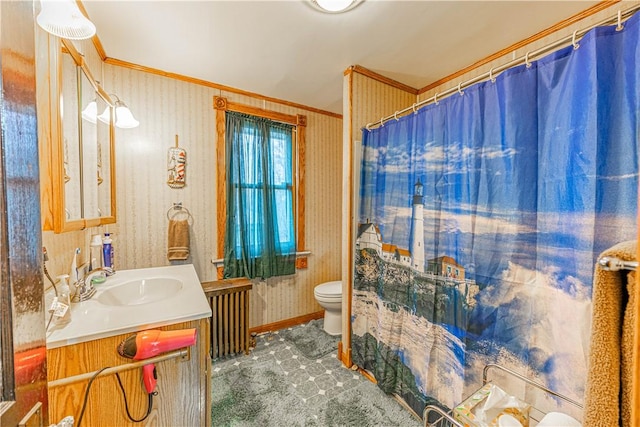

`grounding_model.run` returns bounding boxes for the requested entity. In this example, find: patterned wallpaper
[94,65,343,328]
